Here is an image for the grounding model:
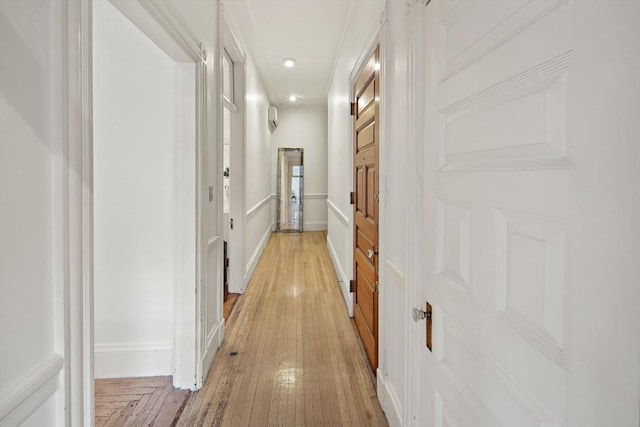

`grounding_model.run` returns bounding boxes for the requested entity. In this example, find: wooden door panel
[353,47,380,372]
[356,168,366,213]
[358,80,375,114]
[356,230,374,259]
[355,212,377,242]
[356,267,375,328]
[355,148,375,168]
[367,168,376,221]
[355,109,375,132]
[357,122,374,150]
